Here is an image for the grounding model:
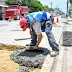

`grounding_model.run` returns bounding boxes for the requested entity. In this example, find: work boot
[50,50,59,57]
[26,43,36,46]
